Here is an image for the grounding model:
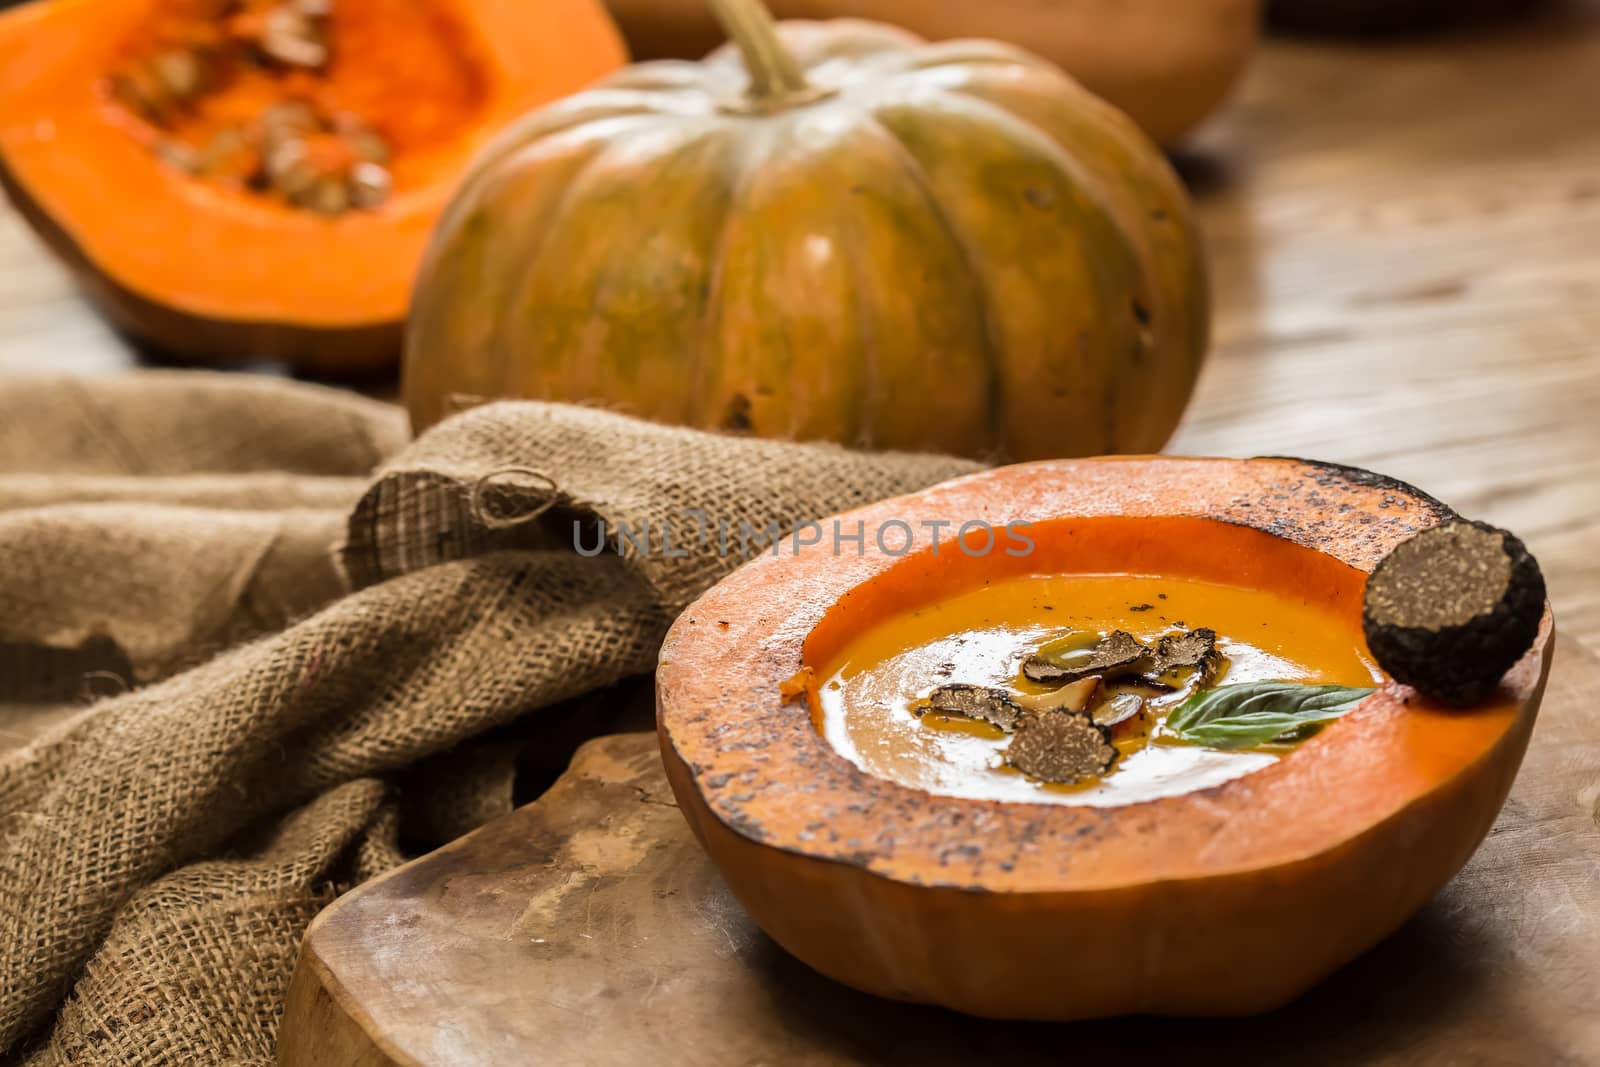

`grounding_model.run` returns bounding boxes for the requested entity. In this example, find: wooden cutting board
[278,634,1600,1066]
